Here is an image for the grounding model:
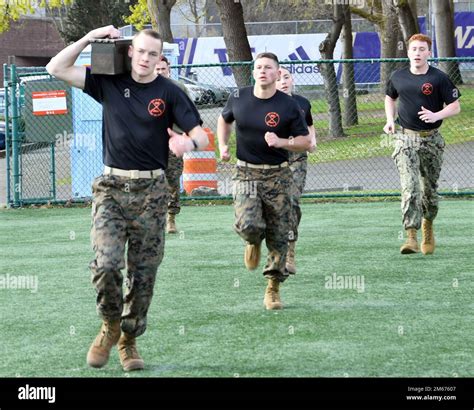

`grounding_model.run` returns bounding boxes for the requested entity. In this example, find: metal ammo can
[90,38,132,75]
